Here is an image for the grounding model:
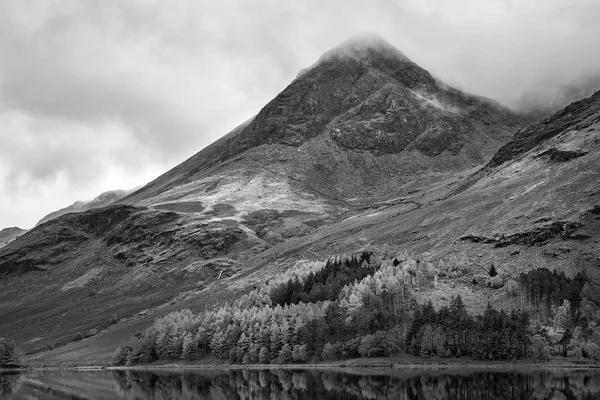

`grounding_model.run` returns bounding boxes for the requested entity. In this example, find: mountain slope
[1,35,533,362]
